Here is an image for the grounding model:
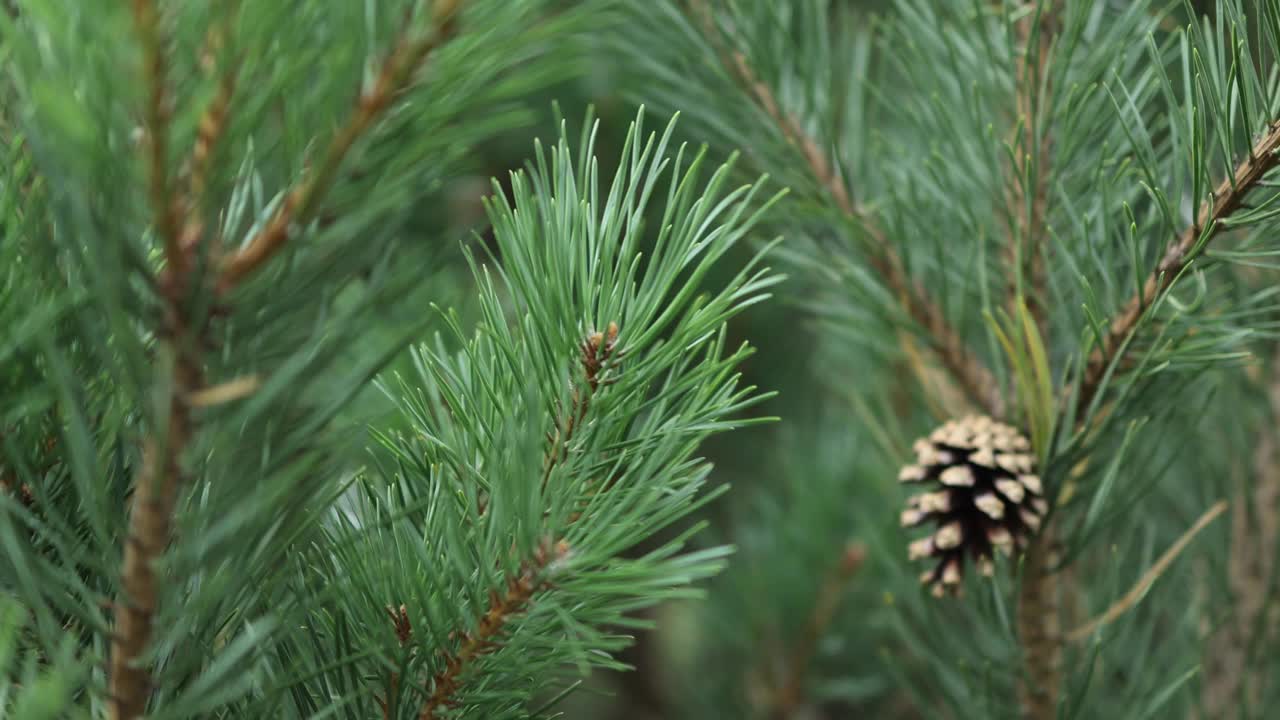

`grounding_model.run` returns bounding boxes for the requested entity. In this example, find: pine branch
[109,5,208,718]
[1075,121,1280,417]
[377,604,413,719]
[473,322,620,519]
[109,364,202,720]
[541,322,620,493]
[1016,527,1061,720]
[683,0,1004,419]
[1004,1,1057,341]
[218,0,462,288]
[419,539,569,720]
[769,542,865,720]
[1007,6,1062,718]
[131,0,184,275]
[184,2,240,229]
